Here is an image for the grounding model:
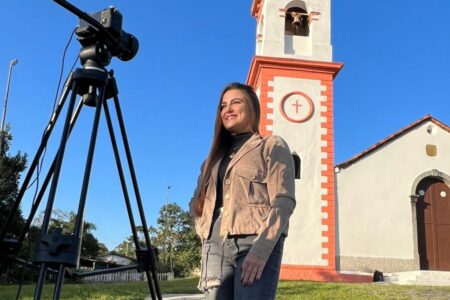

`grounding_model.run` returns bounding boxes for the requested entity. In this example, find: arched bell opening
[285,7,309,37]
